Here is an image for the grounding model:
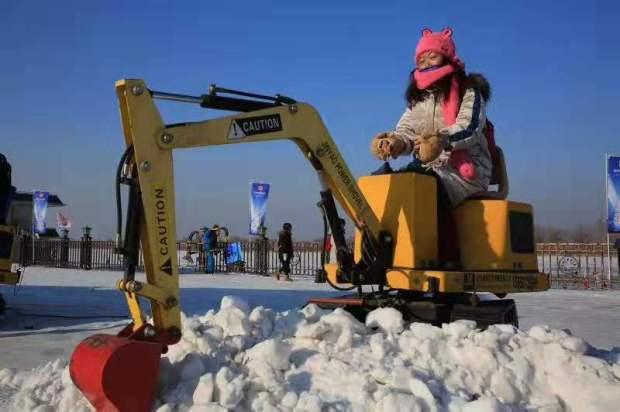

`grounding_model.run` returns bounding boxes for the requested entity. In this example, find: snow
[365,307,404,334]
[0,268,619,411]
[0,268,338,370]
